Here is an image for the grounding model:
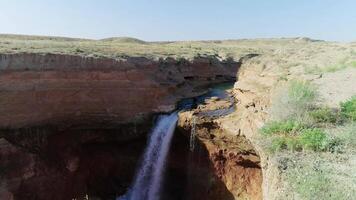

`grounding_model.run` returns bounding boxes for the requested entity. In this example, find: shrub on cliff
[267,127,329,152]
[299,129,328,151]
[288,80,317,107]
[270,80,317,121]
[261,120,304,135]
[262,80,356,154]
[270,136,302,152]
[262,80,345,153]
[333,122,356,149]
[340,96,356,121]
[309,107,339,124]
